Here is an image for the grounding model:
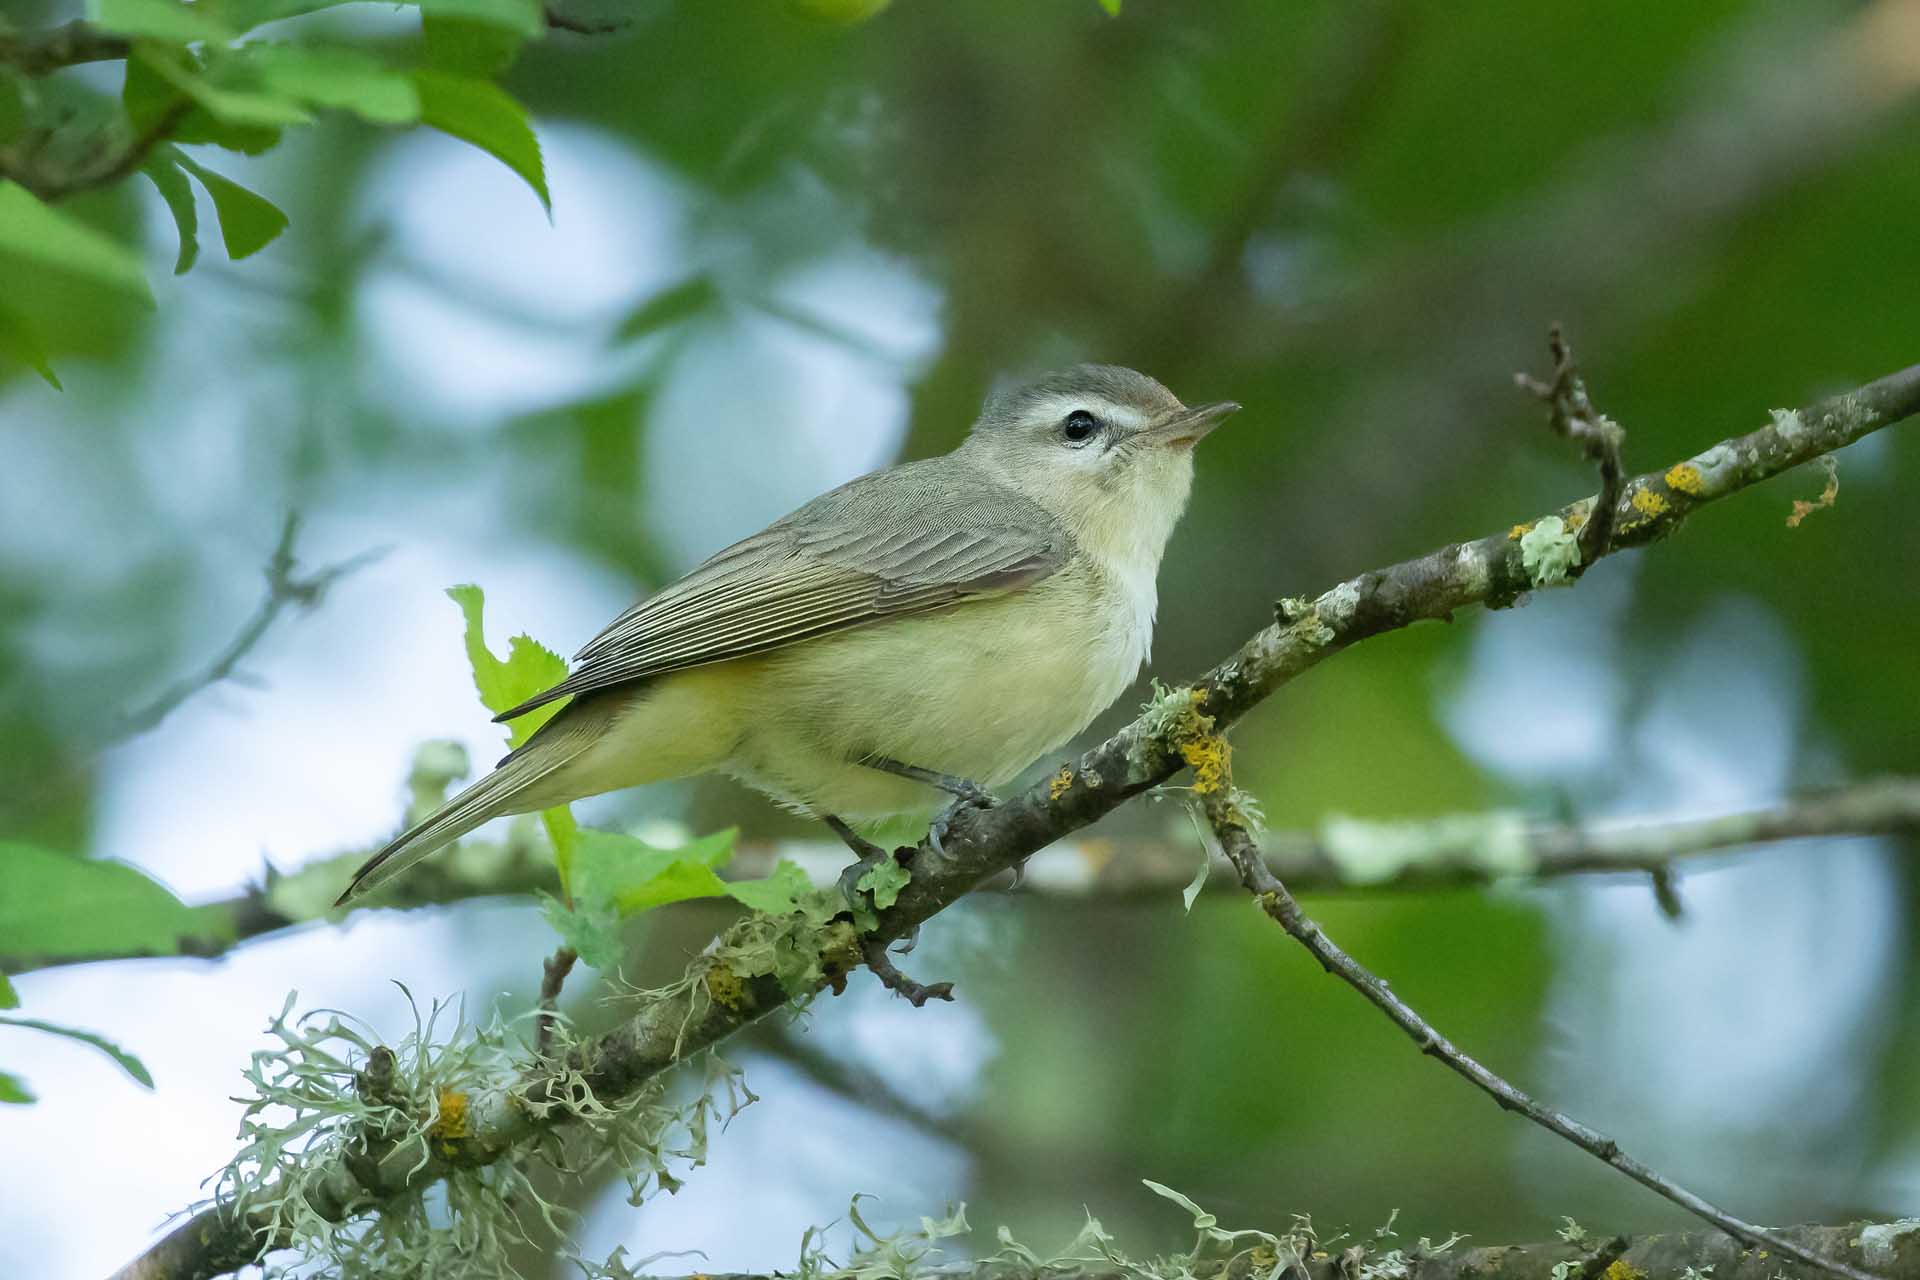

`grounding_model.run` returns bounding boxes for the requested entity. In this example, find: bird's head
[961,364,1239,568]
